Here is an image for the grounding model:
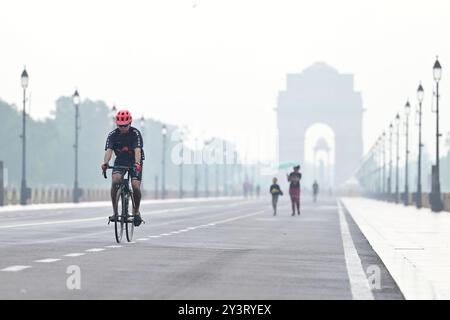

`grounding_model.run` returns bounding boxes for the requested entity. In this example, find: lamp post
[161,124,167,199]
[403,100,411,206]
[430,57,444,212]
[179,131,184,199]
[194,138,199,198]
[416,83,424,208]
[395,113,400,204]
[382,131,386,199]
[111,105,117,129]
[388,122,393,200]
[204,139,210,197]
[20,67,29,205]
[73,90,81,203]
[223,141,227,196]
[140,116,145,198]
